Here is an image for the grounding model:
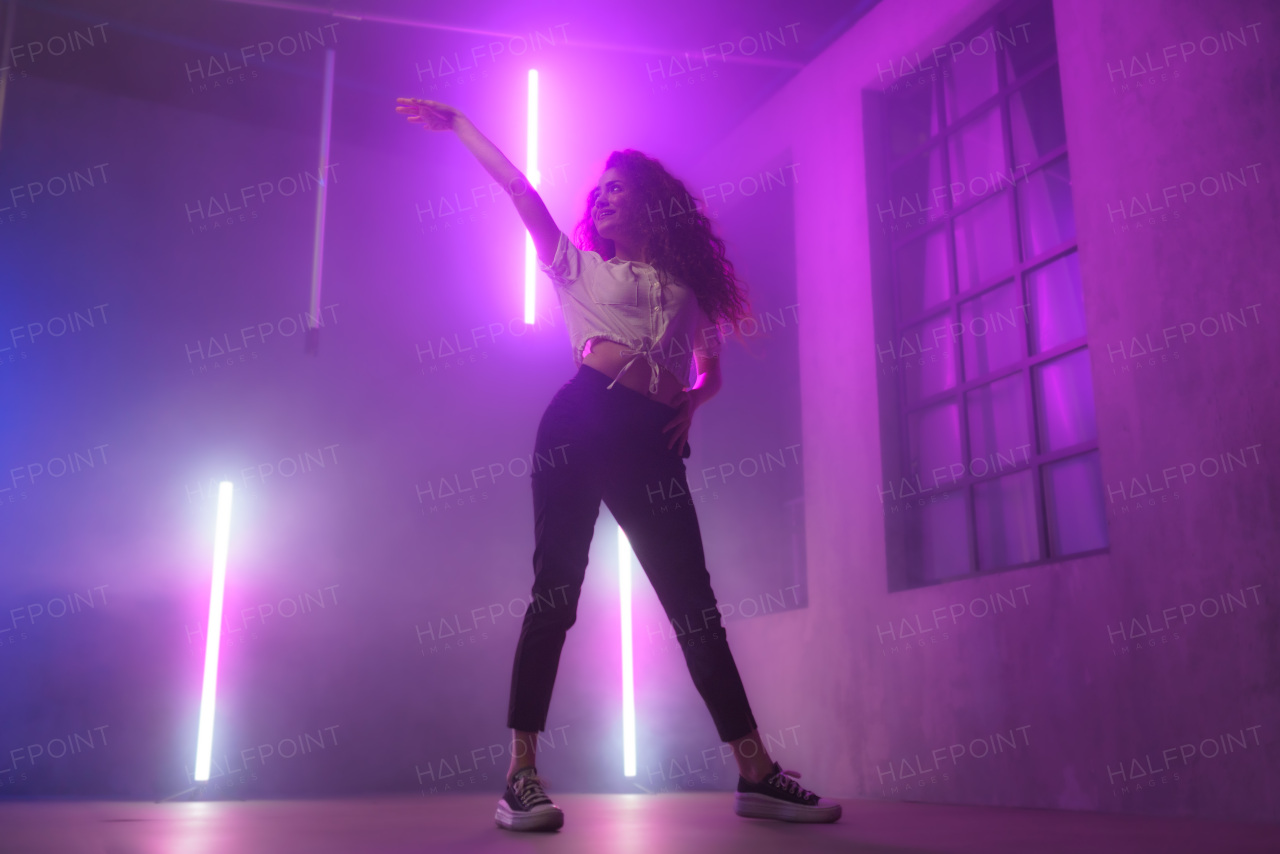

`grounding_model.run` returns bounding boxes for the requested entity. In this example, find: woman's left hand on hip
[662,391,697,450]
